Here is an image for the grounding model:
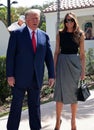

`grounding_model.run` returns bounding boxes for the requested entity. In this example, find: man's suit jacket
[6,26,54,88]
